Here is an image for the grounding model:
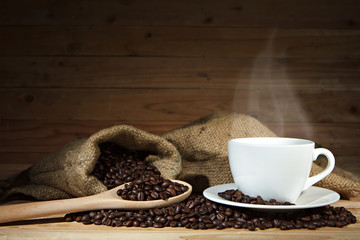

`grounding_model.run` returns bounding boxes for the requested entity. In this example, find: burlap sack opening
[163,111,360,199]
[0,125,181,201]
